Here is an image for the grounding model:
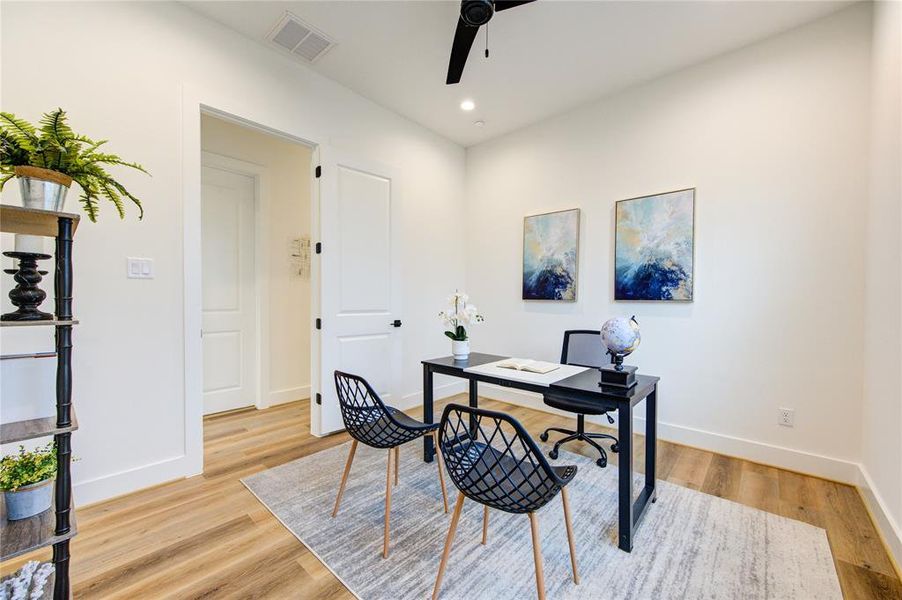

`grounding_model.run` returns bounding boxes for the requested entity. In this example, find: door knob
[390,319,402,328]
